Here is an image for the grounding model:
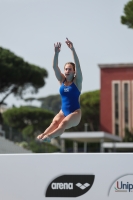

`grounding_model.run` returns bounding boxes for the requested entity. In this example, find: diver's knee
[58,120,68,129]
[51,120,59,127]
